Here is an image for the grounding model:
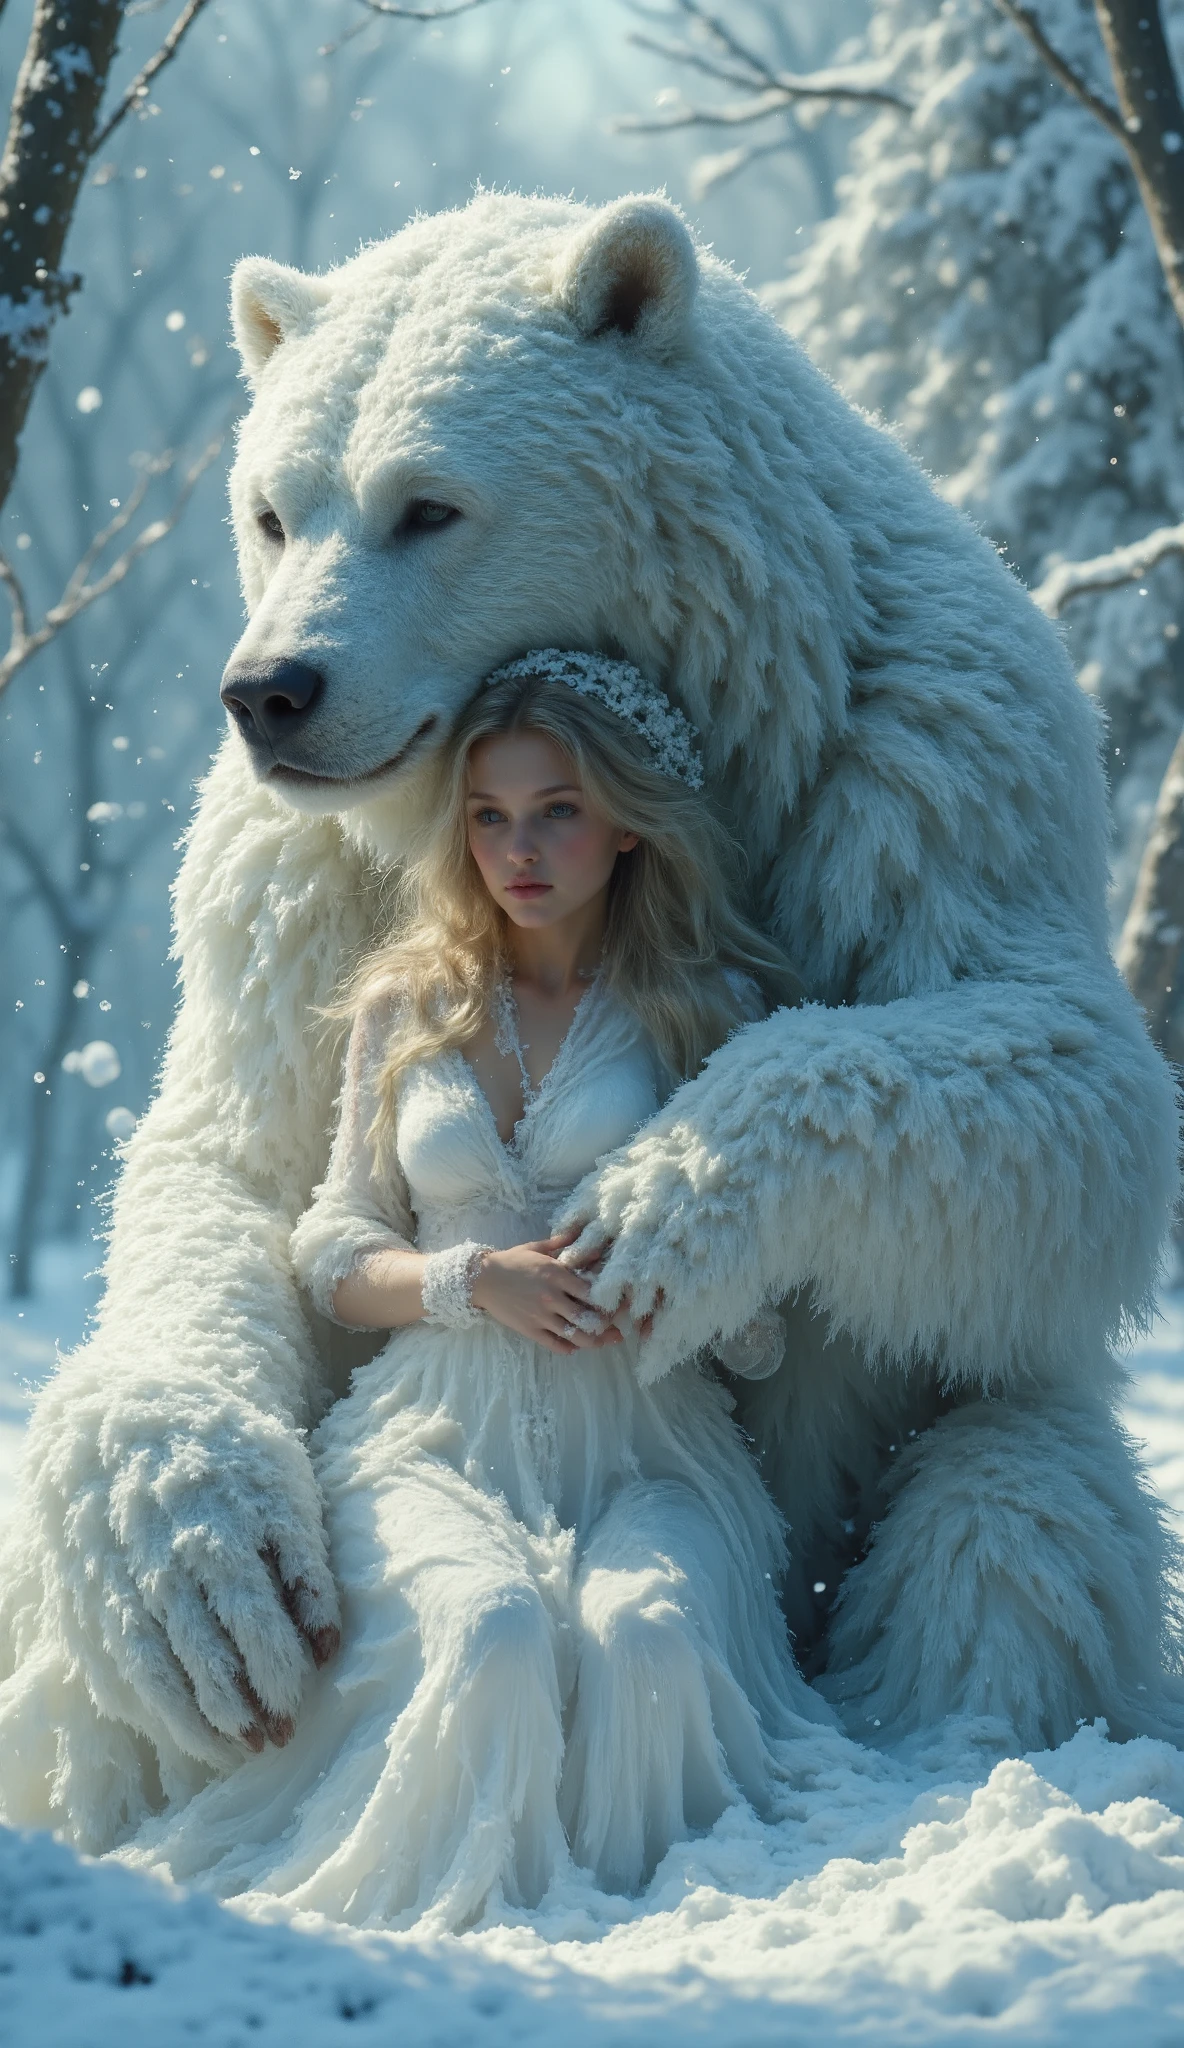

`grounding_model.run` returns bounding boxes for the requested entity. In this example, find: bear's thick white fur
[1,193,1180,1854]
